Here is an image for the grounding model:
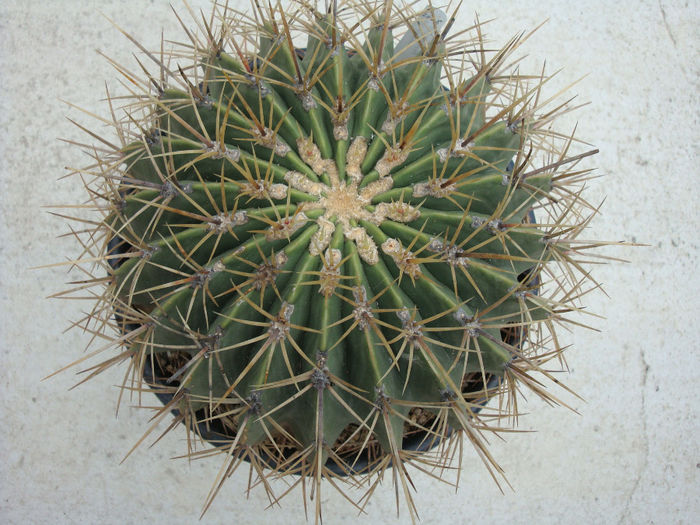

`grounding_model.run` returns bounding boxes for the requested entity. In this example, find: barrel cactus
[57,0,603,521]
